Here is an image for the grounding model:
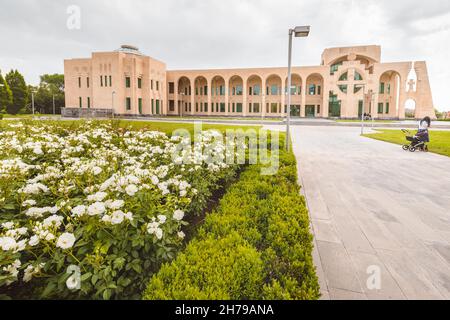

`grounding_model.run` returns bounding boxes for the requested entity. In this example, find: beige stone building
[63,44,435,119]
